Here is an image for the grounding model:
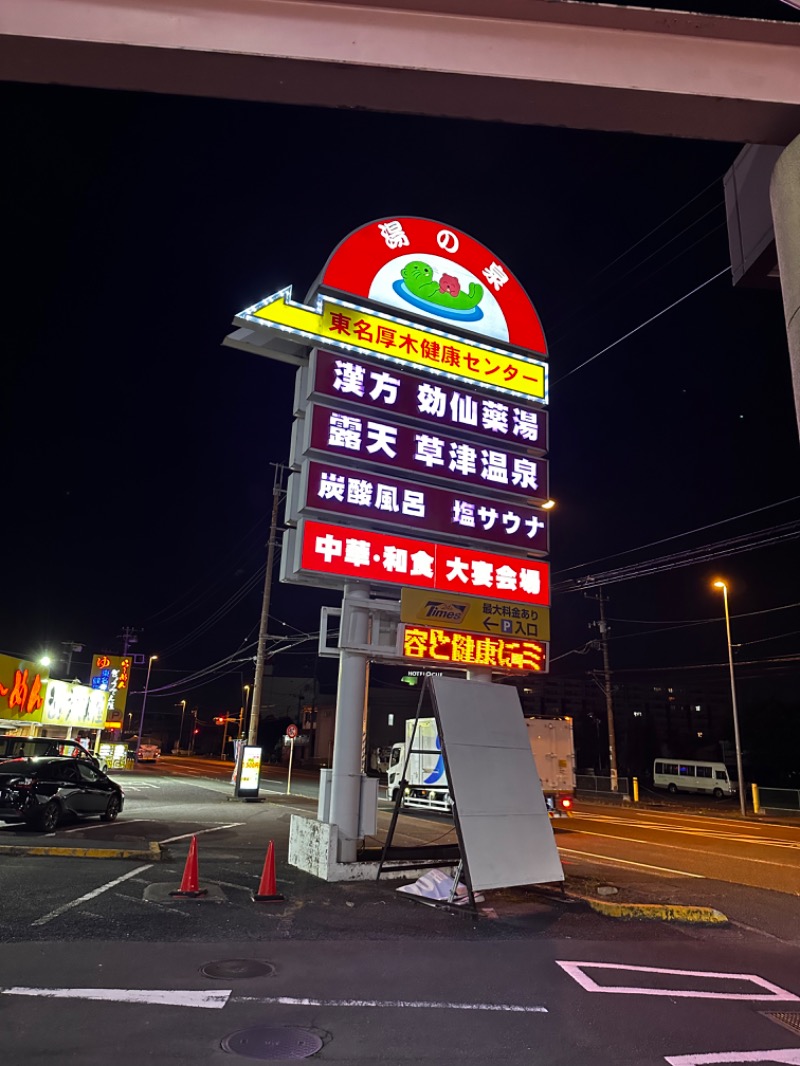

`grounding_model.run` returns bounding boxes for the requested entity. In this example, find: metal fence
[575,775,630,801]
[758,787,800,814]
